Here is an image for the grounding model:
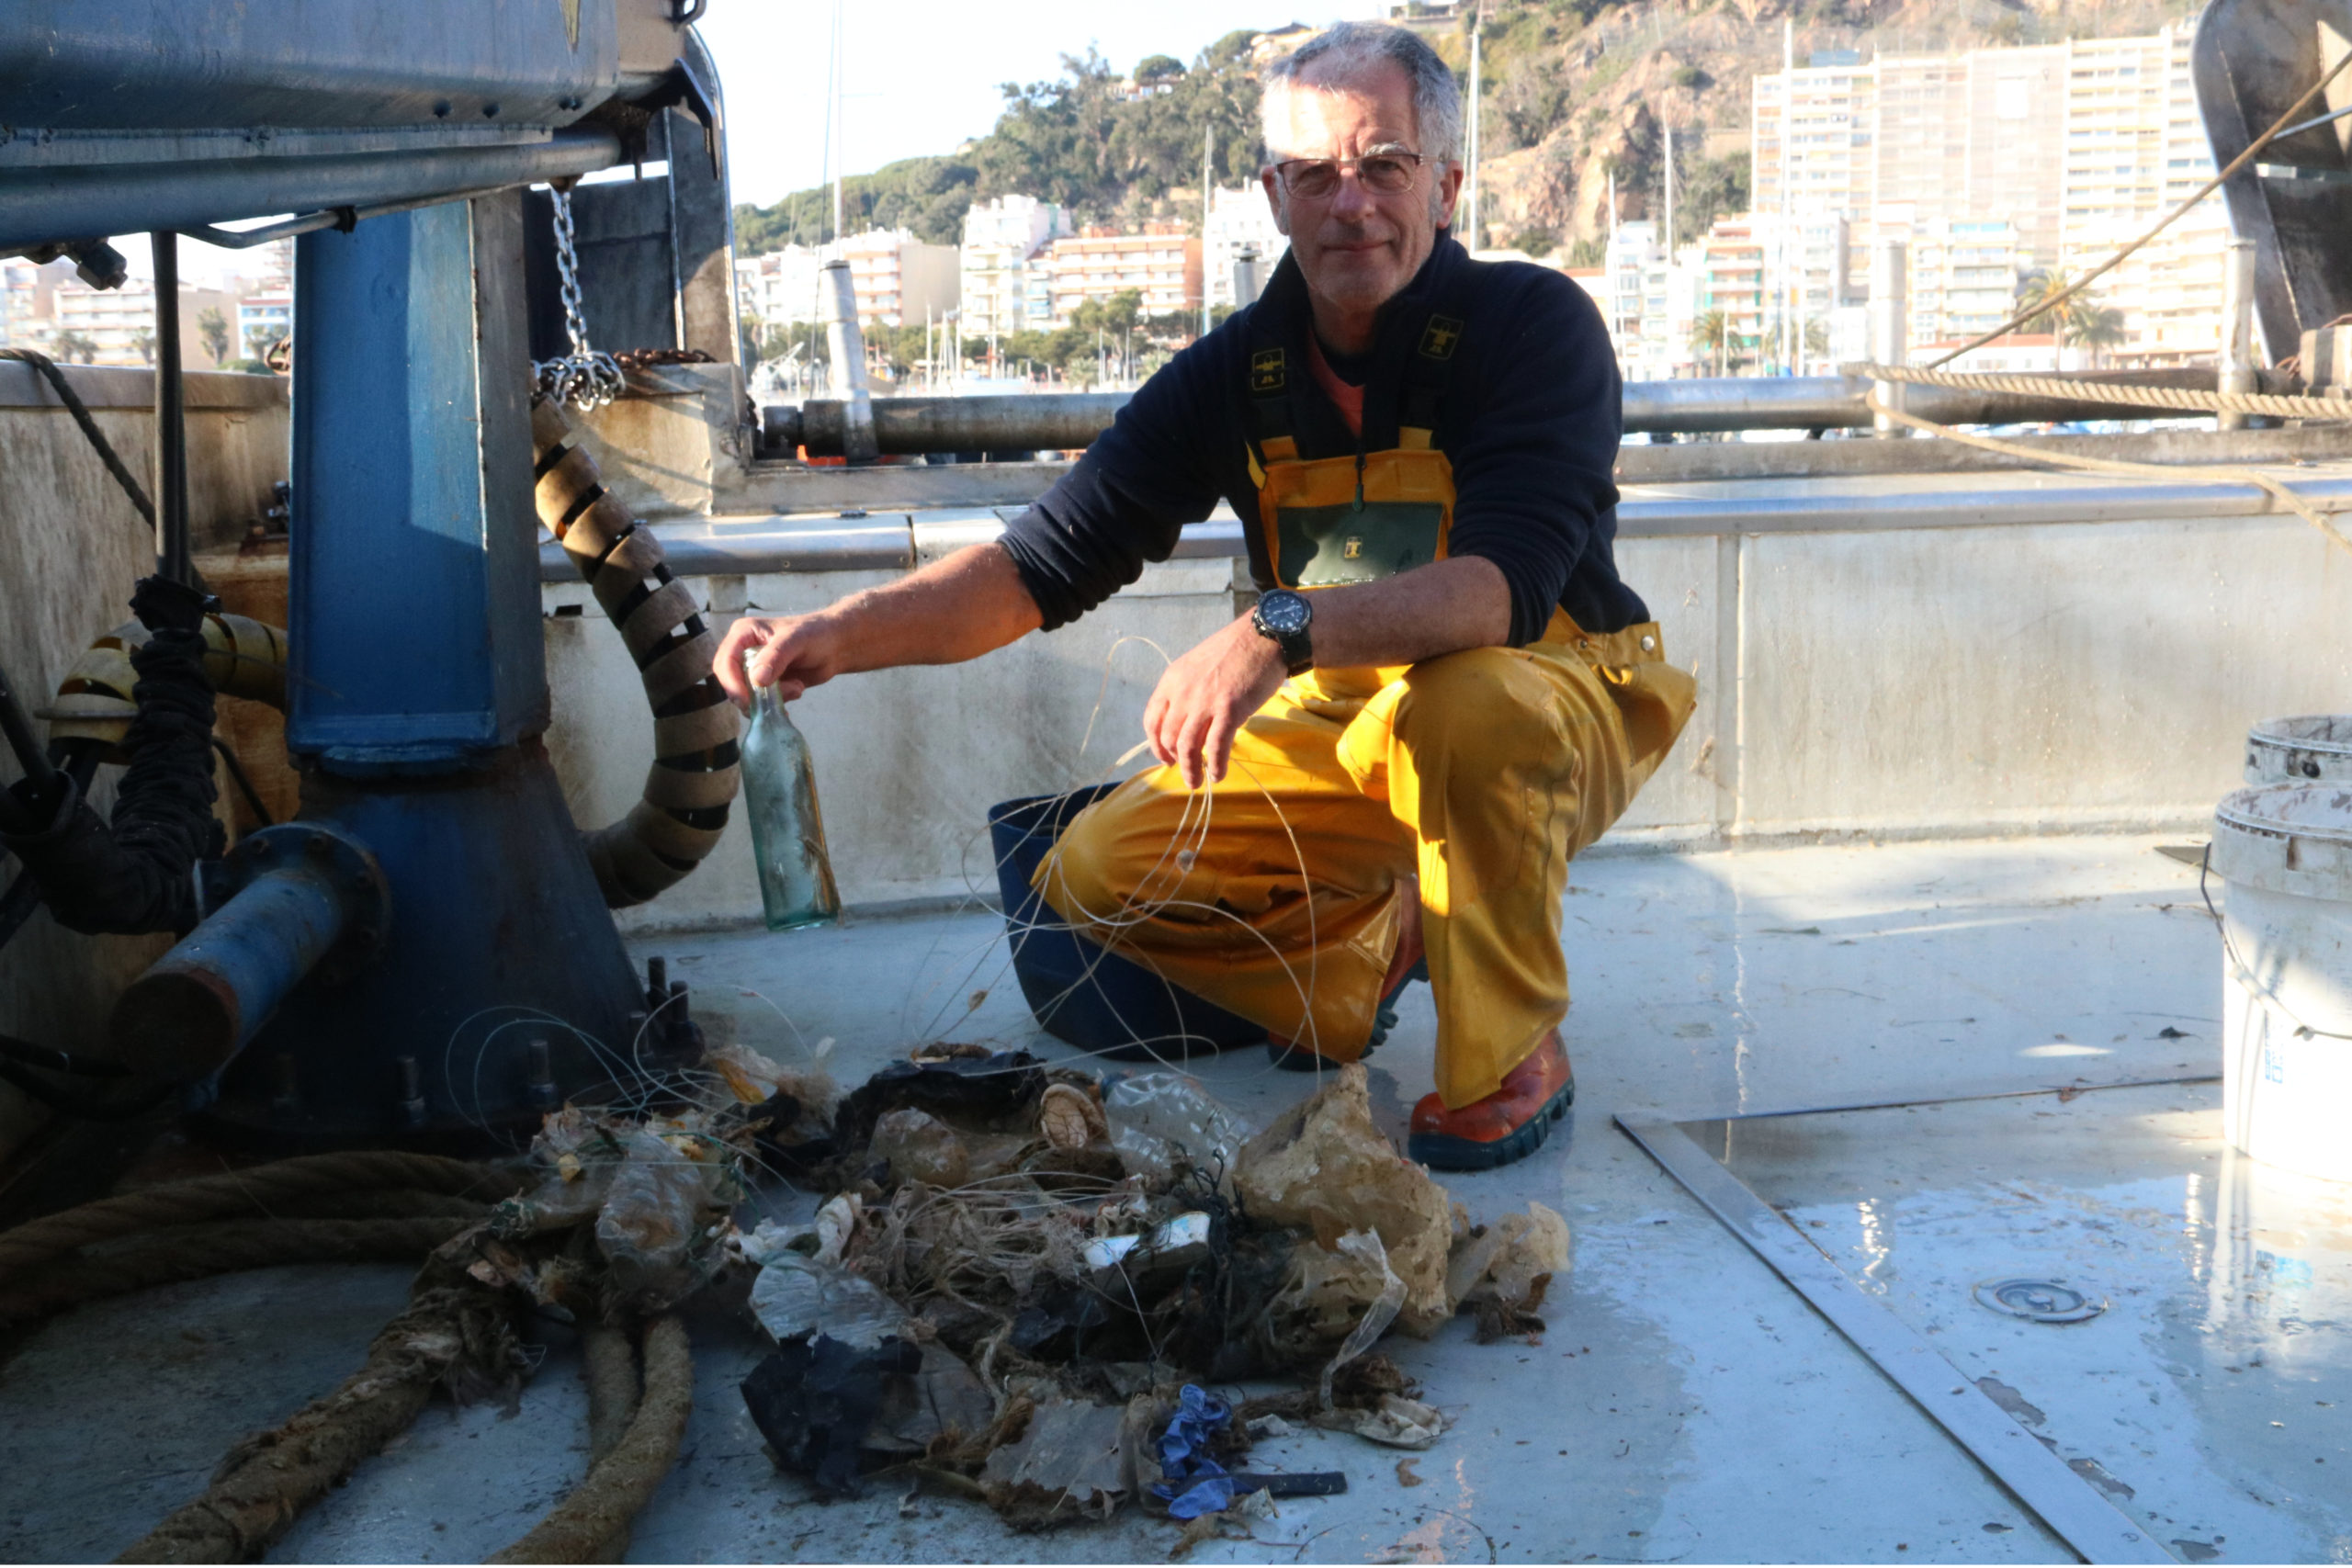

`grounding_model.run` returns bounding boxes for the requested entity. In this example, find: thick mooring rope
[1859,362,2352,422]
